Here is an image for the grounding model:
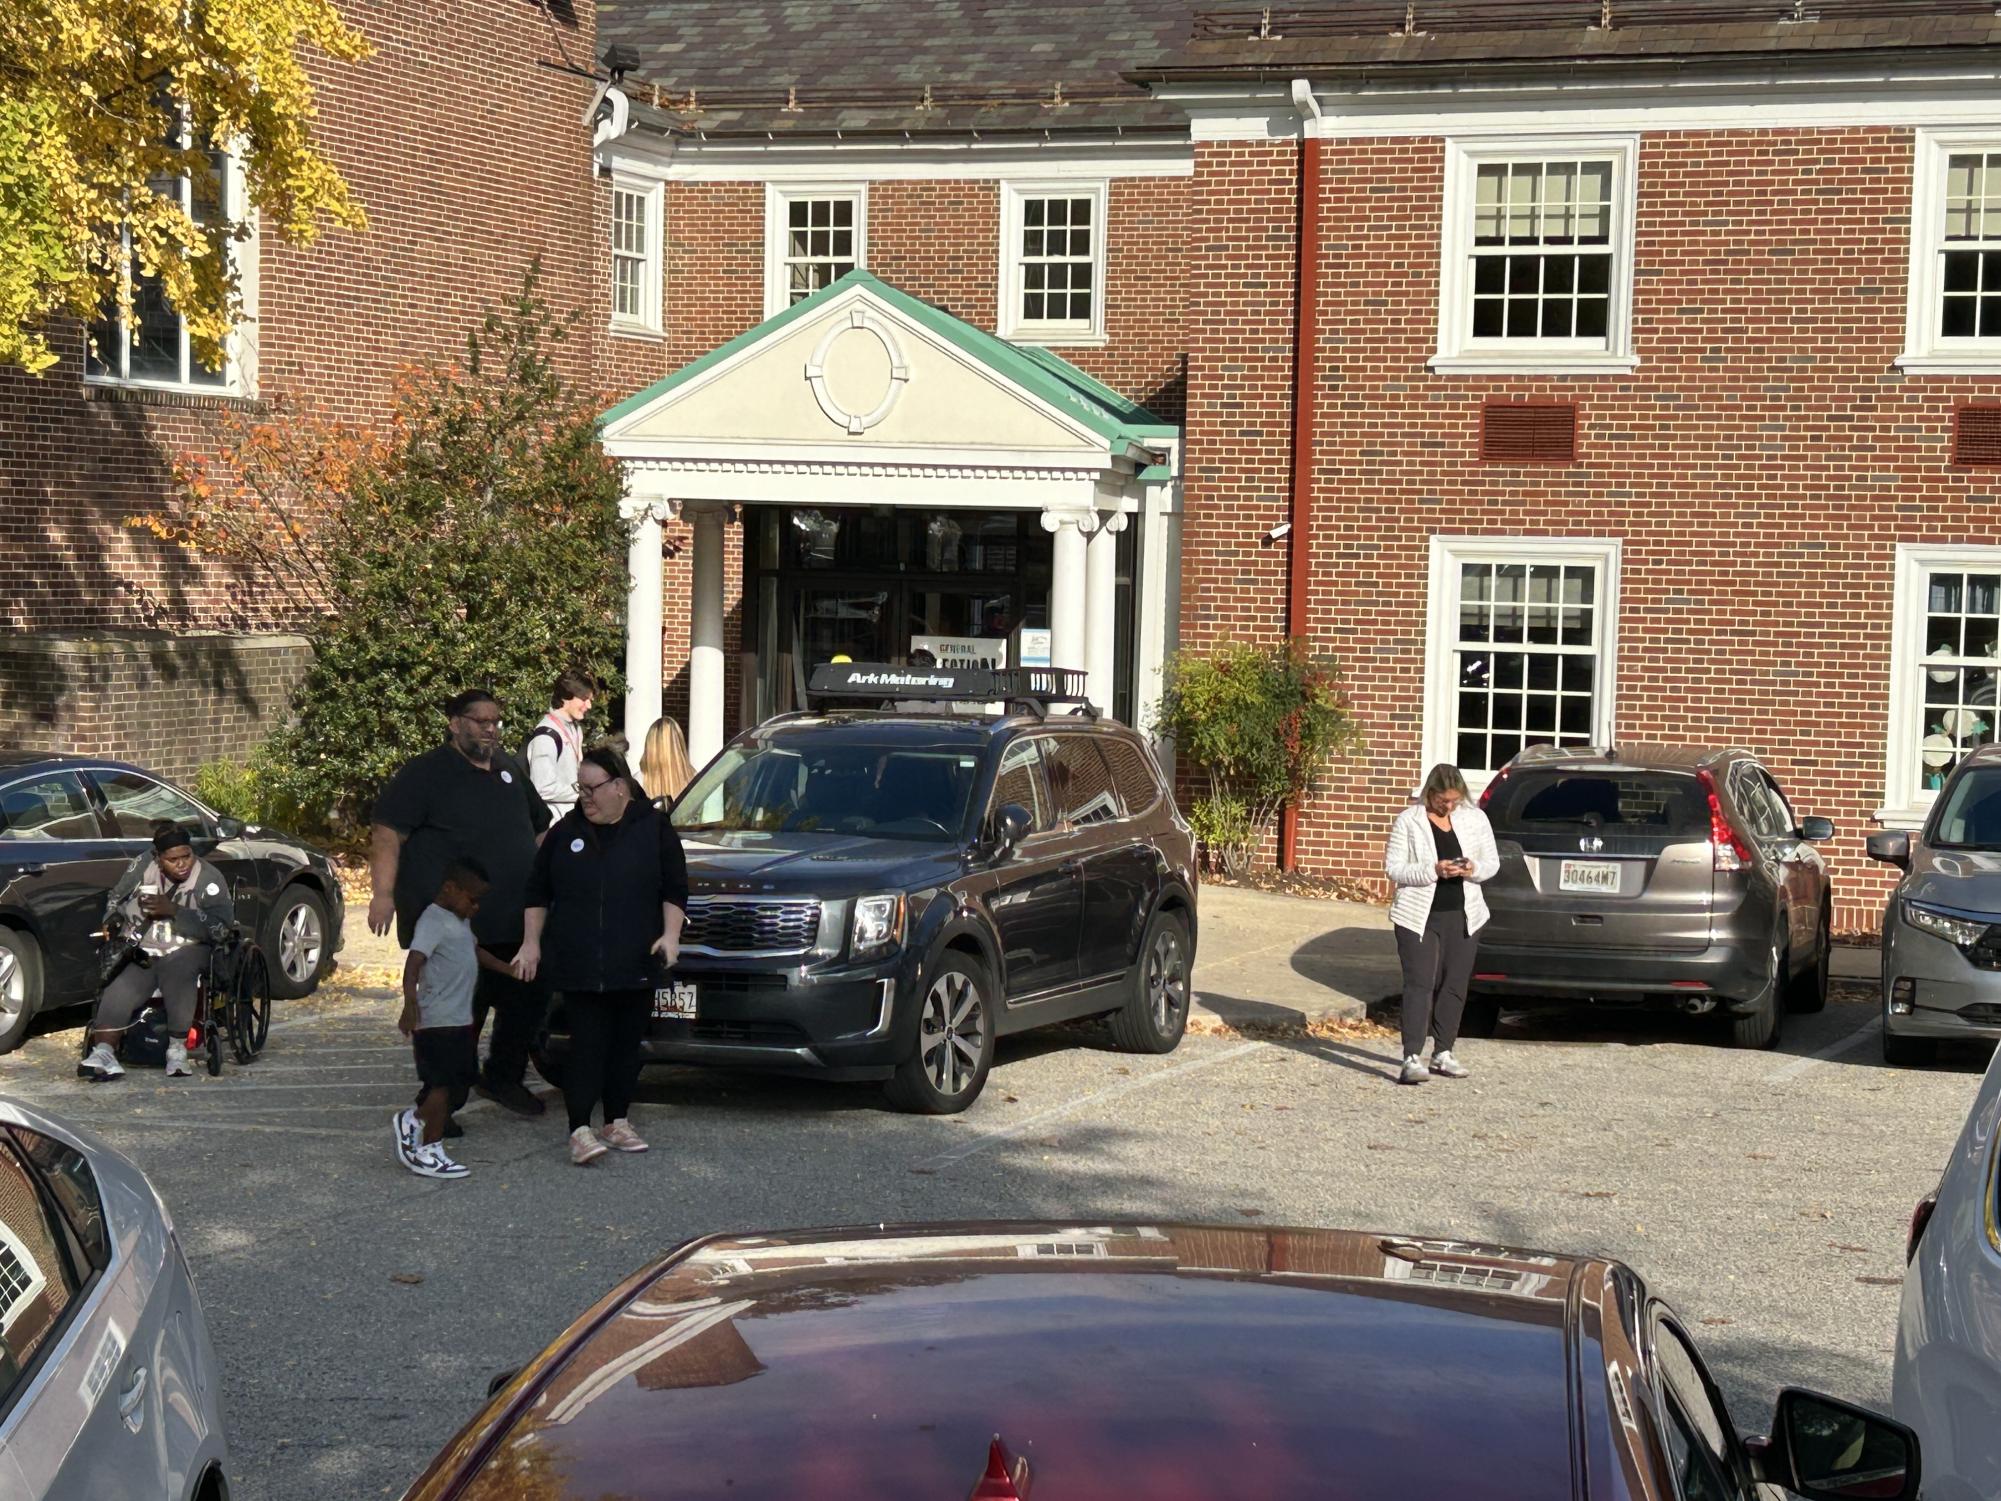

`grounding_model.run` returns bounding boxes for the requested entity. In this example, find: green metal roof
[601,270,1176,457]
